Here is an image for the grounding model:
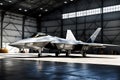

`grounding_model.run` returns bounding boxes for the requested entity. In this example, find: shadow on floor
[12,55,115,59]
